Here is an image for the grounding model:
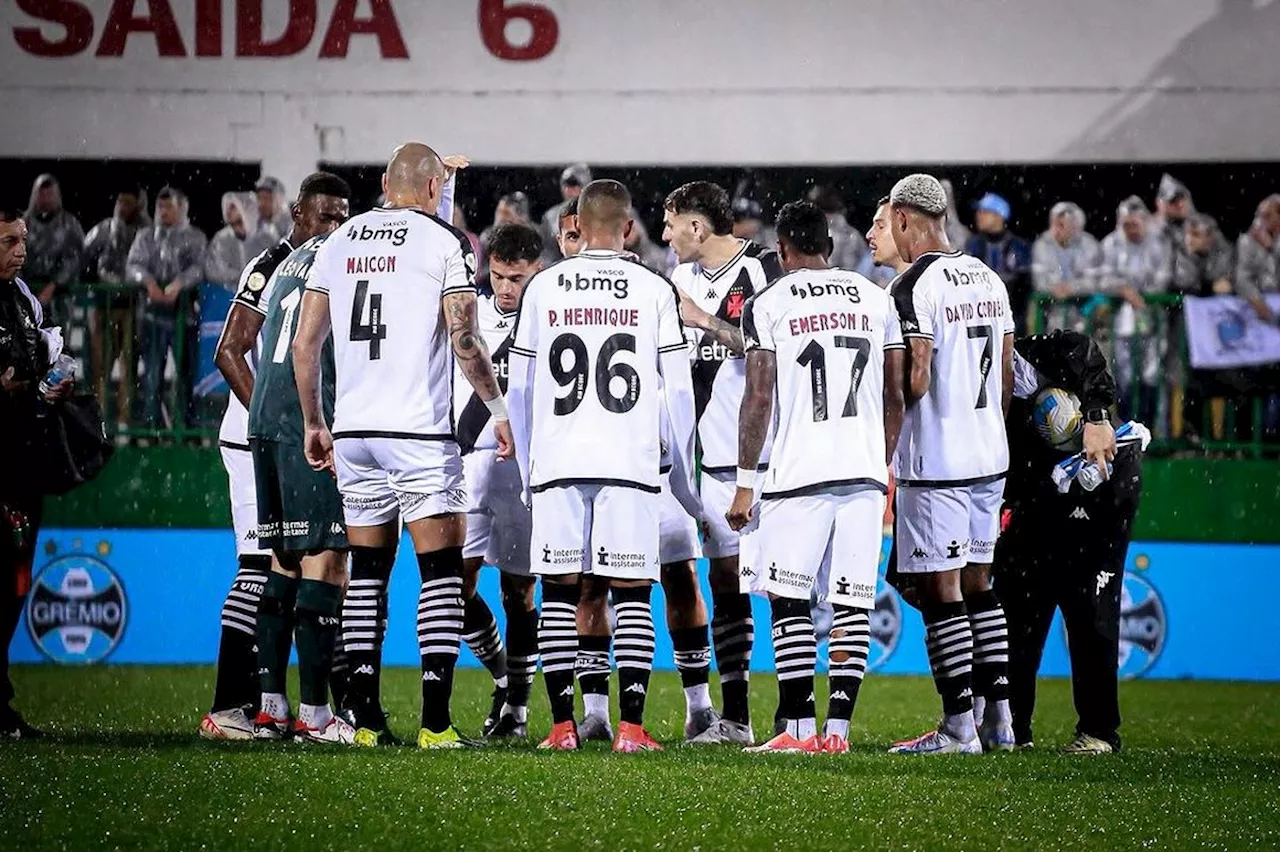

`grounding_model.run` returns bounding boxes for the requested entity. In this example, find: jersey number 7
[966,326,993,409]
[797,336,870,421]
[350,280,388,360]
